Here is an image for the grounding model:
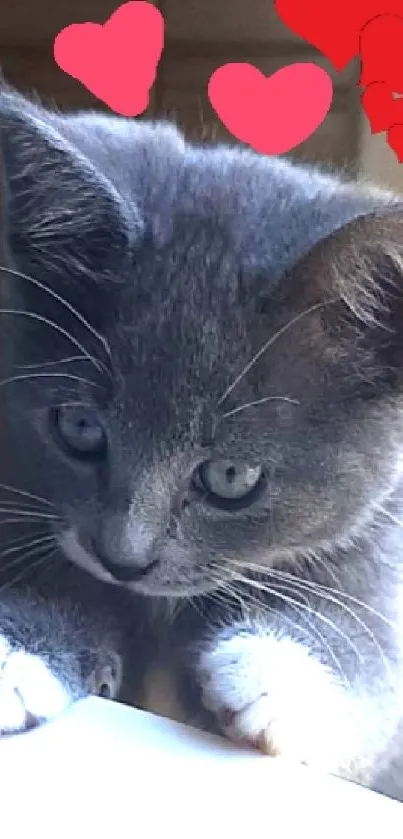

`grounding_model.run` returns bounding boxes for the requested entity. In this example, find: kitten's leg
[0,588,123,734]
[194,611,399,781]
